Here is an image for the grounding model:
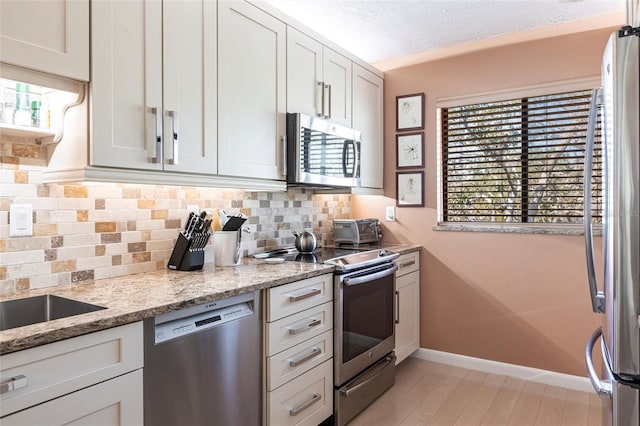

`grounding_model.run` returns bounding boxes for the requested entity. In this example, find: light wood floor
[350,357,605,426]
